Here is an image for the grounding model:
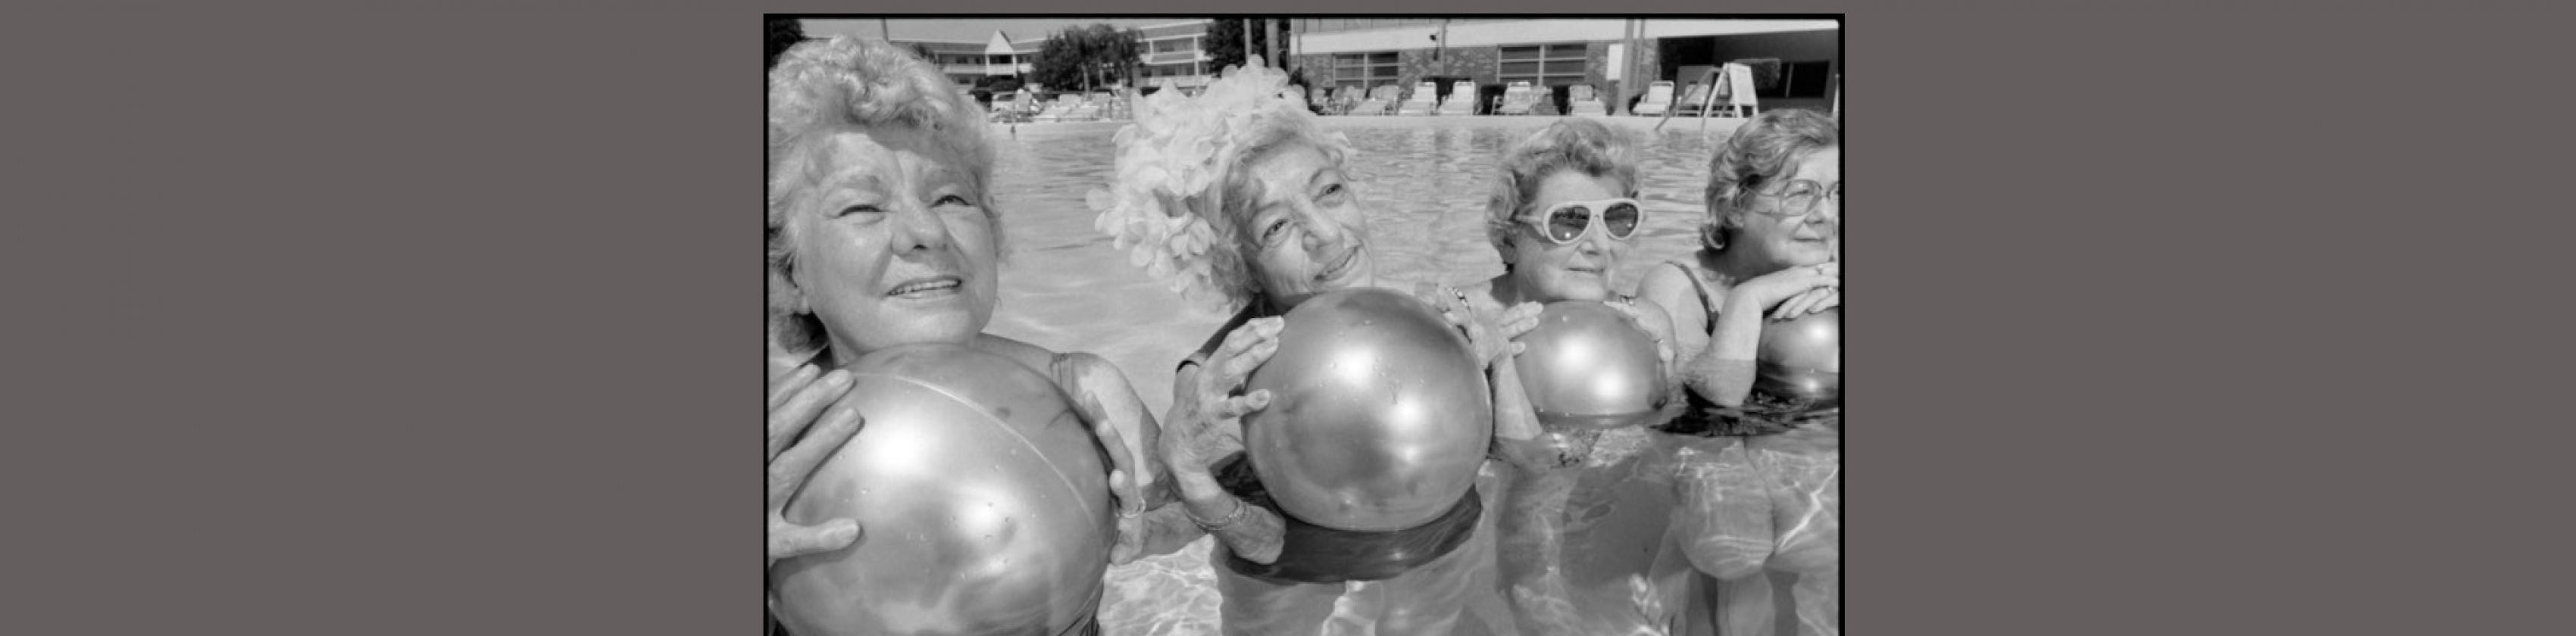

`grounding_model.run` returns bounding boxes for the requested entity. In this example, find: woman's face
[1237,142,1373,309]
[1506,169,1633,302]
[782,126,1000,357]
[1725,146,1840,271]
